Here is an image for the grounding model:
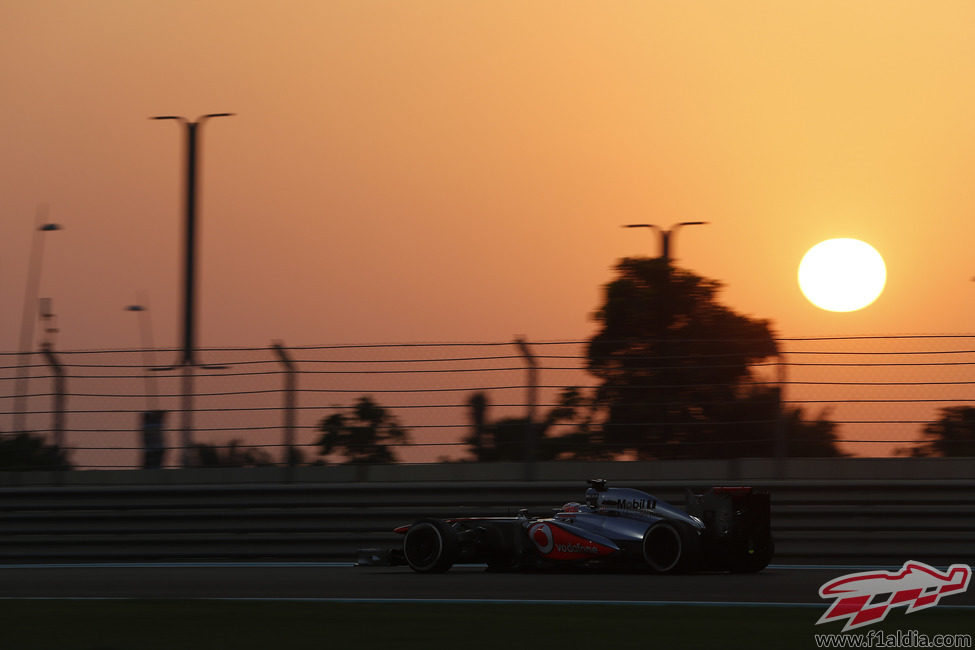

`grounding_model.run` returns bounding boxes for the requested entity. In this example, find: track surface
[2,564,973,606]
